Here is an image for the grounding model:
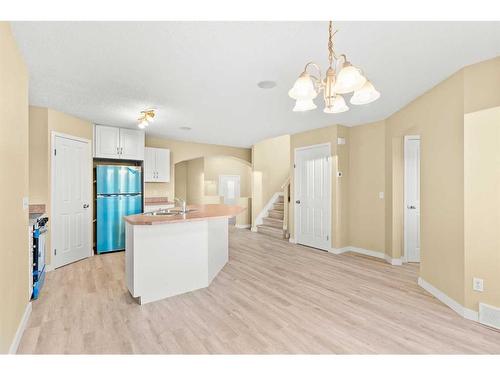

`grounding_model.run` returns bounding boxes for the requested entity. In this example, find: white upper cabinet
[93,125,145,160]
[144,147,170,182]
[119,128,145,160]
[94,125,120,159]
